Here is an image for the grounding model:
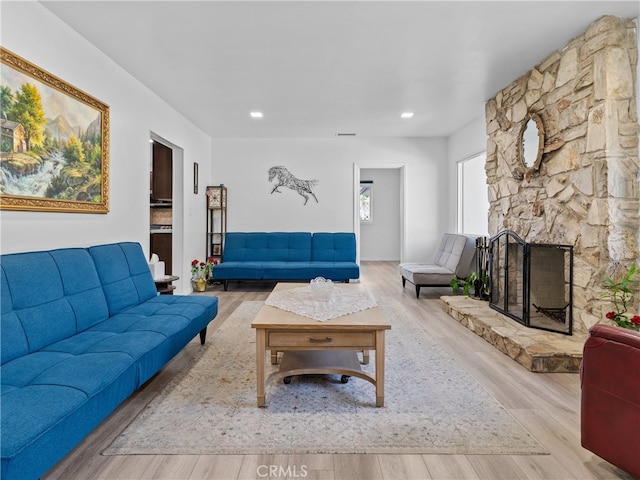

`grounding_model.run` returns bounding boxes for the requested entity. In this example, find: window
[457,152,489,235]
[360,182,373,223]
